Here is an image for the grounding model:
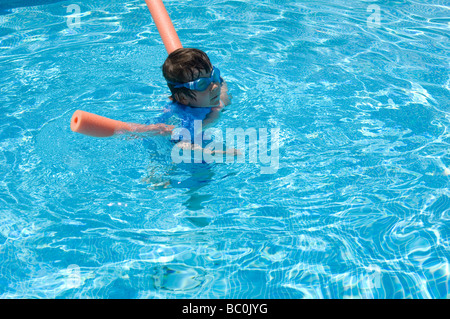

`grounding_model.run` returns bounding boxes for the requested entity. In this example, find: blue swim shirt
[152,100,213,144]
